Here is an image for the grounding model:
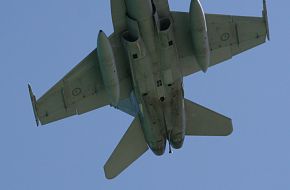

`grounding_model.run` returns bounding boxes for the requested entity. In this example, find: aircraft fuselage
[122,0,186,155]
